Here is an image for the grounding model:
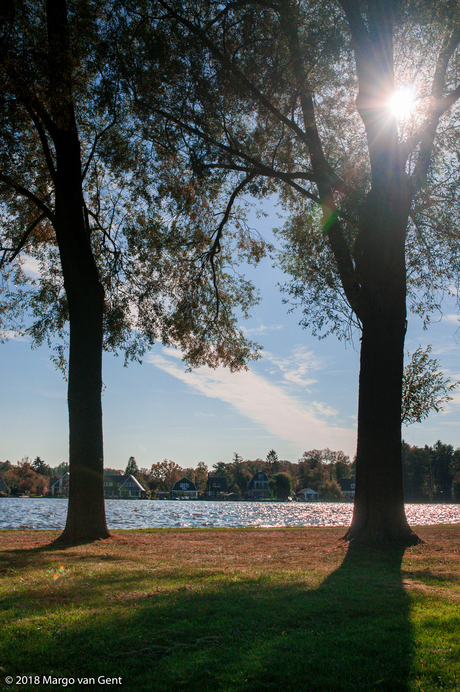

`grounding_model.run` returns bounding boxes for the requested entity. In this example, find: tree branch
[154,107,327,203]
[201,172,255,320]
[24,105,57,182]
[81,118,117,182]
[156,0,329,155]
[0,213,47,269]
[412,28,460,189]
[0,172,55,222]
[279,1,343,189]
